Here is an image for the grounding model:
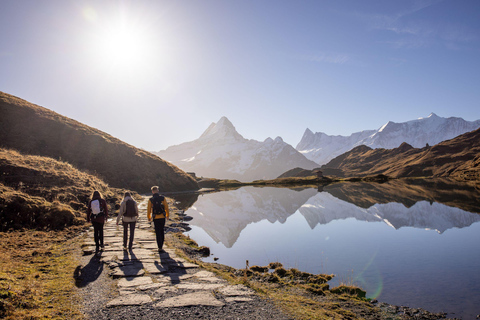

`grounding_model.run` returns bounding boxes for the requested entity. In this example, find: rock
[117,276,153,288]
[218,284,255,296]
[155,291,225,307]
[106,293,152,307]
